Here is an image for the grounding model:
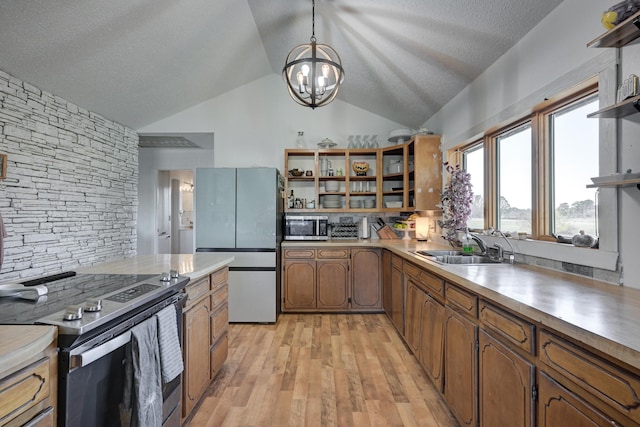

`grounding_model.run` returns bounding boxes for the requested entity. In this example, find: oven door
[58,293,185,427]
